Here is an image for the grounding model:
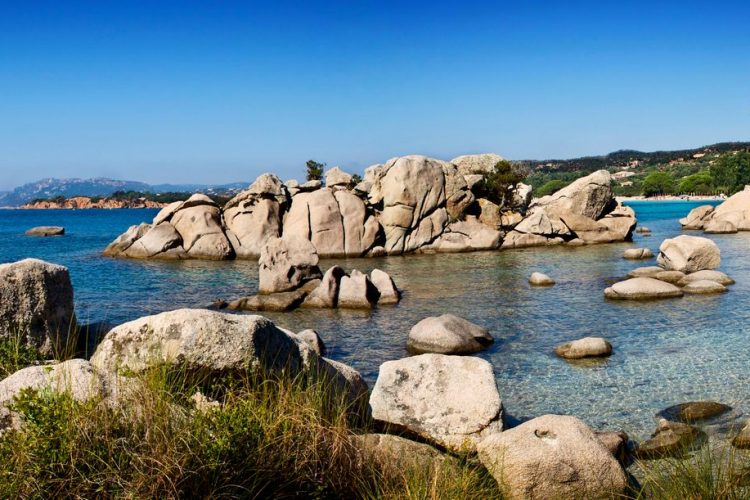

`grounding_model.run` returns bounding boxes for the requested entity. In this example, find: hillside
[0,178,248,207]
